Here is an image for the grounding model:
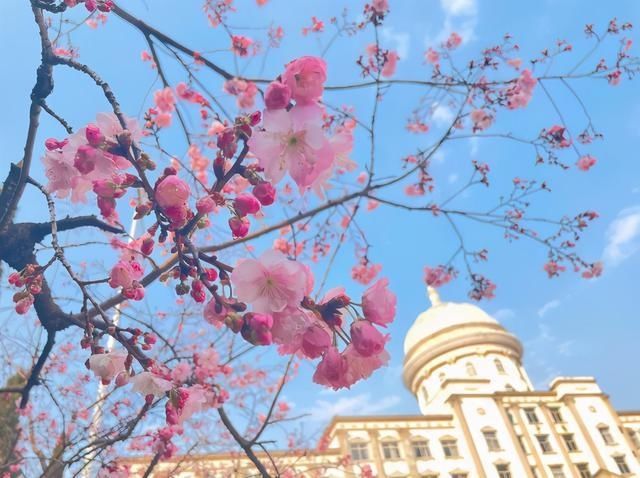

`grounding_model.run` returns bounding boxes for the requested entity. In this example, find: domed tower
[403,287,533,414]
